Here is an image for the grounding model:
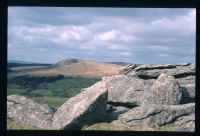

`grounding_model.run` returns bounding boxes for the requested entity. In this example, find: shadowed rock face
[117,103,195,128]
[52,81,108,130]
[7,95,54,129]
[143,73,182,105]
[180,84,195,104]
